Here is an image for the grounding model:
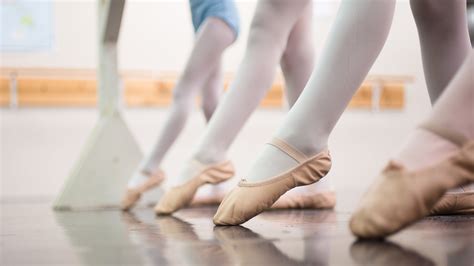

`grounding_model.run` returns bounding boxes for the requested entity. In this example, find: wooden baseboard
[0,69,408,109]
[0,78,10,106]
